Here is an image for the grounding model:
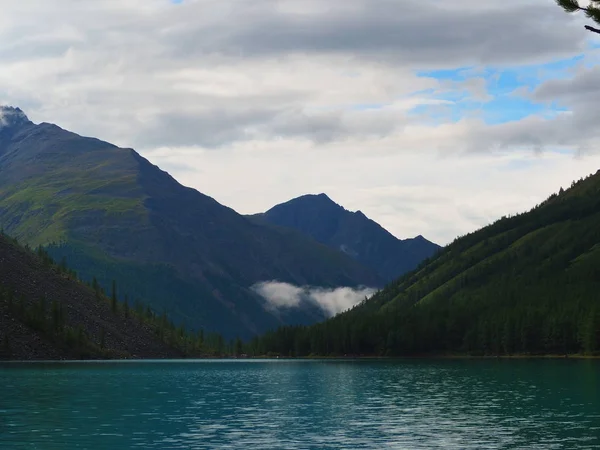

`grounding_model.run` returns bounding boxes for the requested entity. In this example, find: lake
[0,359,599,449]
